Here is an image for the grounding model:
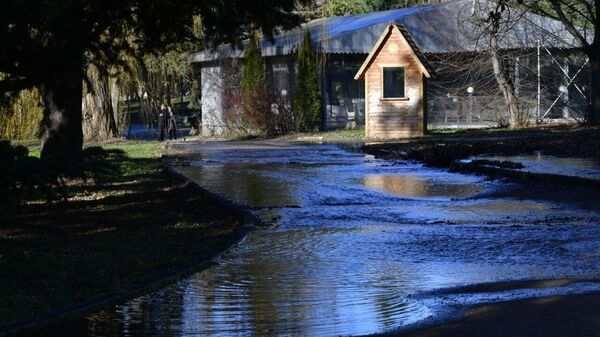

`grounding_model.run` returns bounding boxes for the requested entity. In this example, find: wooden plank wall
[365,29,425,139]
